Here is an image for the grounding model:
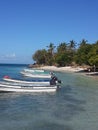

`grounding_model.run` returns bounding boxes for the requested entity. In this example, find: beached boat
[0,83,58,93]
[86,72,98,76]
